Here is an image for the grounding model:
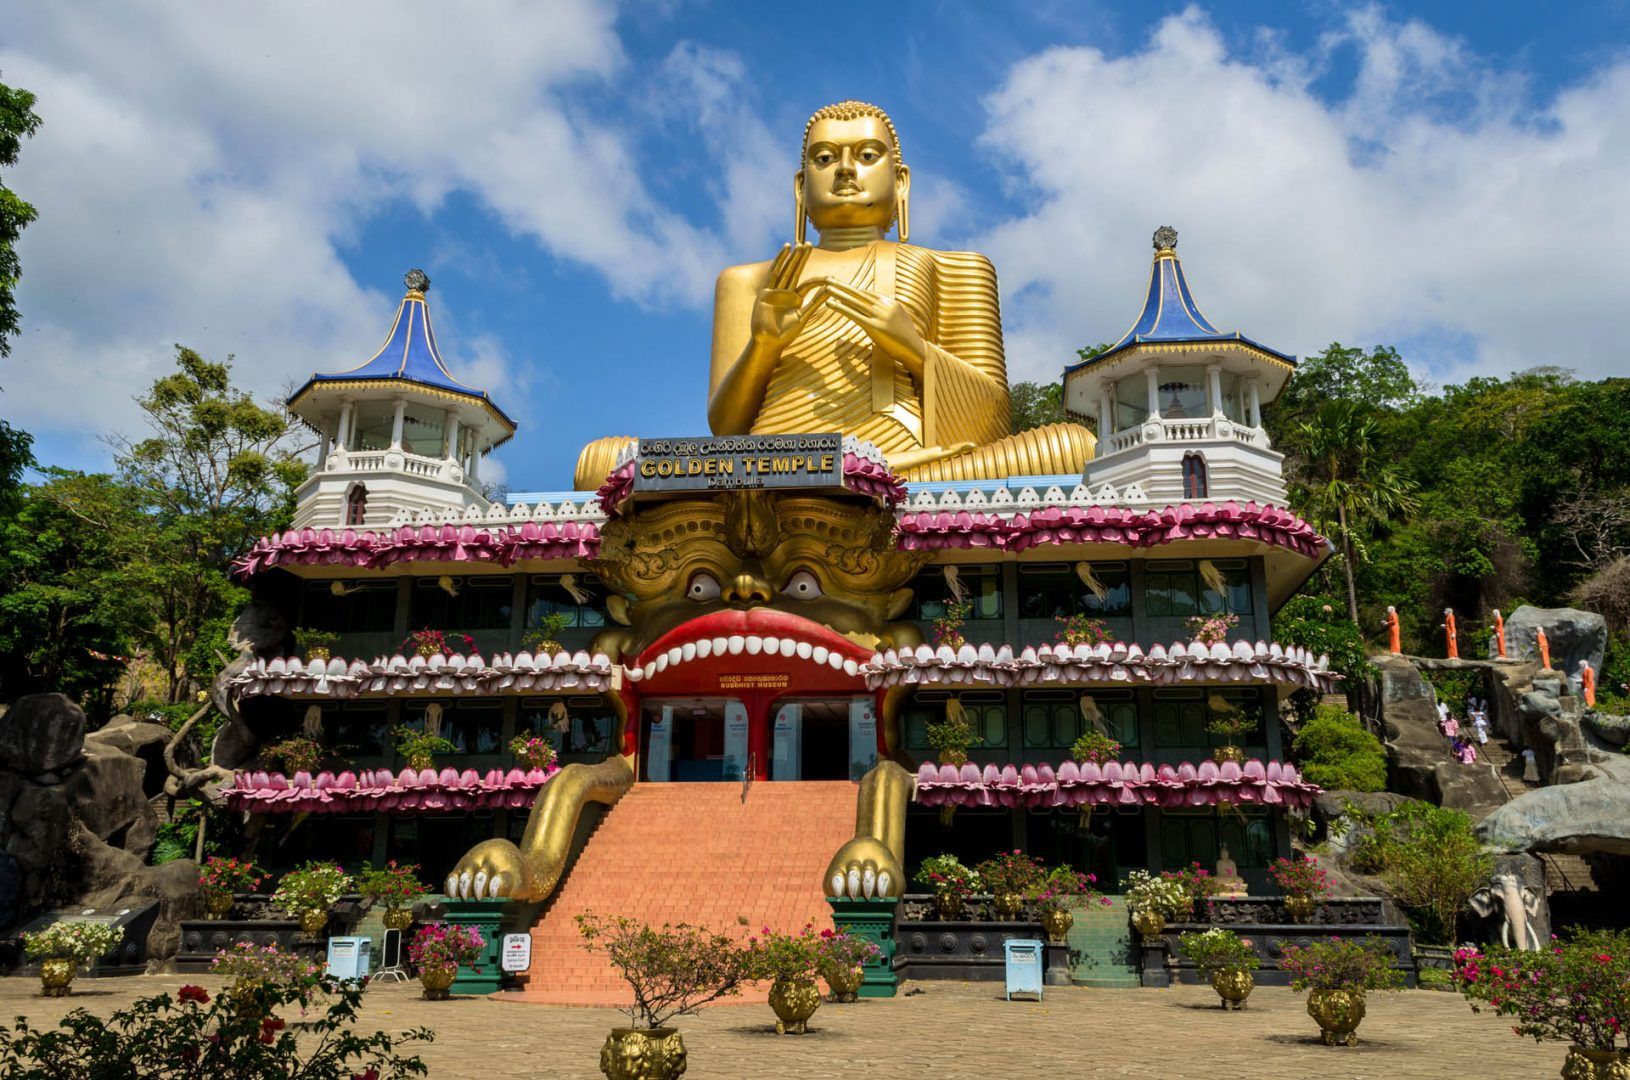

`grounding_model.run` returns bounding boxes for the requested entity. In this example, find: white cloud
[976,6,1630,387]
